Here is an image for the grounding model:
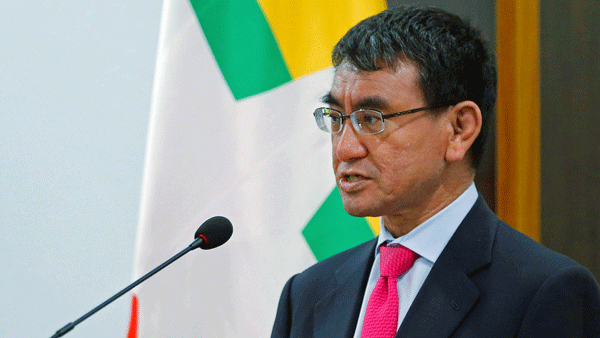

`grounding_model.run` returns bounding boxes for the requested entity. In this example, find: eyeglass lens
[315,108,384,135]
